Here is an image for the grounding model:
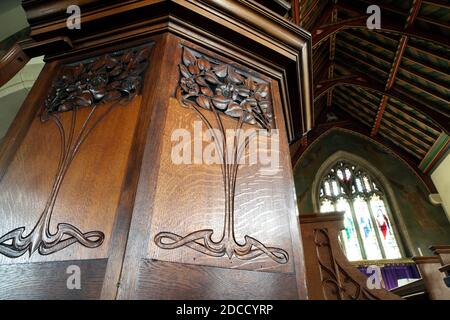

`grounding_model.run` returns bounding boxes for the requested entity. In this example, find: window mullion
[348,199,367,260]
[367,196,387,259]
